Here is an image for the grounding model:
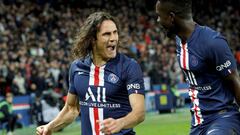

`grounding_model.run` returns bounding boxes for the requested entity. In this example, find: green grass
[14,108,191,135]
[135,109,190,135]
